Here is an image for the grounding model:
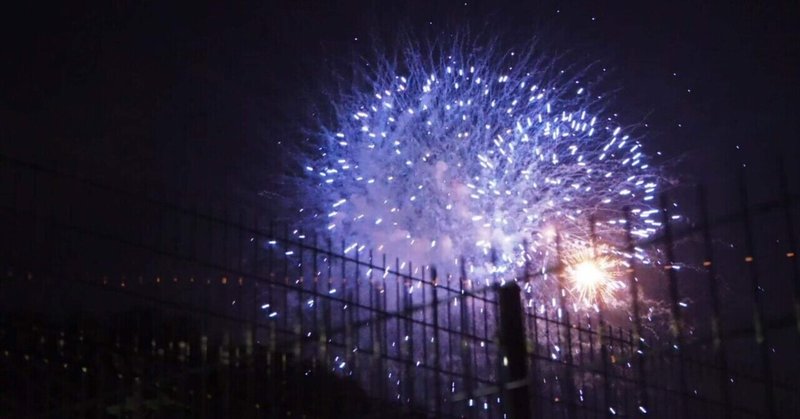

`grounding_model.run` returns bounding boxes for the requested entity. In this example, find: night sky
[4,1,799,202]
